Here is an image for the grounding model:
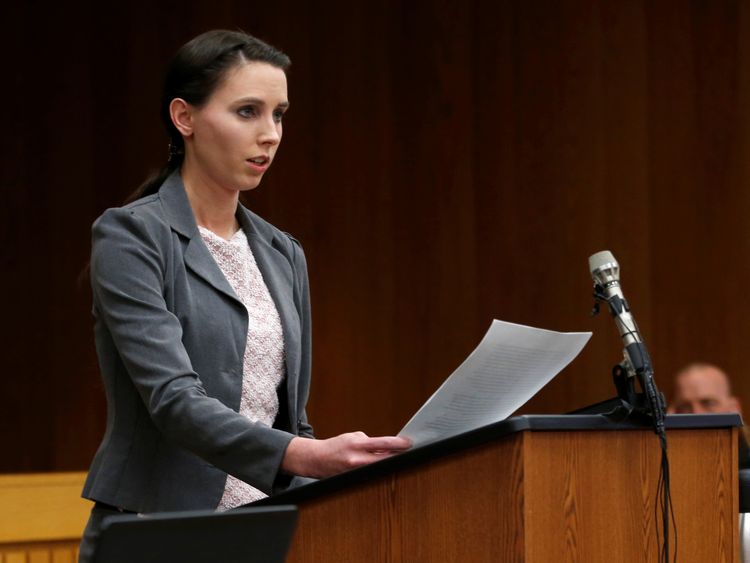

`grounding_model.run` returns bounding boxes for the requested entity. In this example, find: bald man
[668,363,742,415]
[668,363,749,469]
